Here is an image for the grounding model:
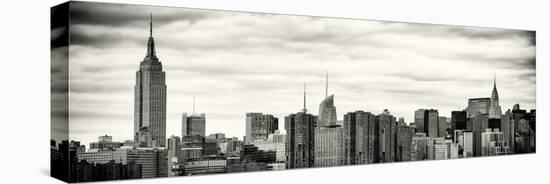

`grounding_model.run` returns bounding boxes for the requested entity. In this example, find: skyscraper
[167,136,180,177]
[414,109,439,137]
[314,125,345,167]
[182,113,206,137]
[416,109,440,138]
[285,83,317,168]
[318,71,337,127]
[396,125,414,162]
[463,131,474,157]
[501,109,514,152]
[451,110,467,140]
[469,112,489,156]
[245,113,279,144]
[378,109,397,163]
[343,111,377,165]
[134,15,167,148]
[182,95,206,138]
[438,116,448,138]
[414,109,426,134]
[427,109,439,138]
[466,98,491,118]
[488,75,502,119]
